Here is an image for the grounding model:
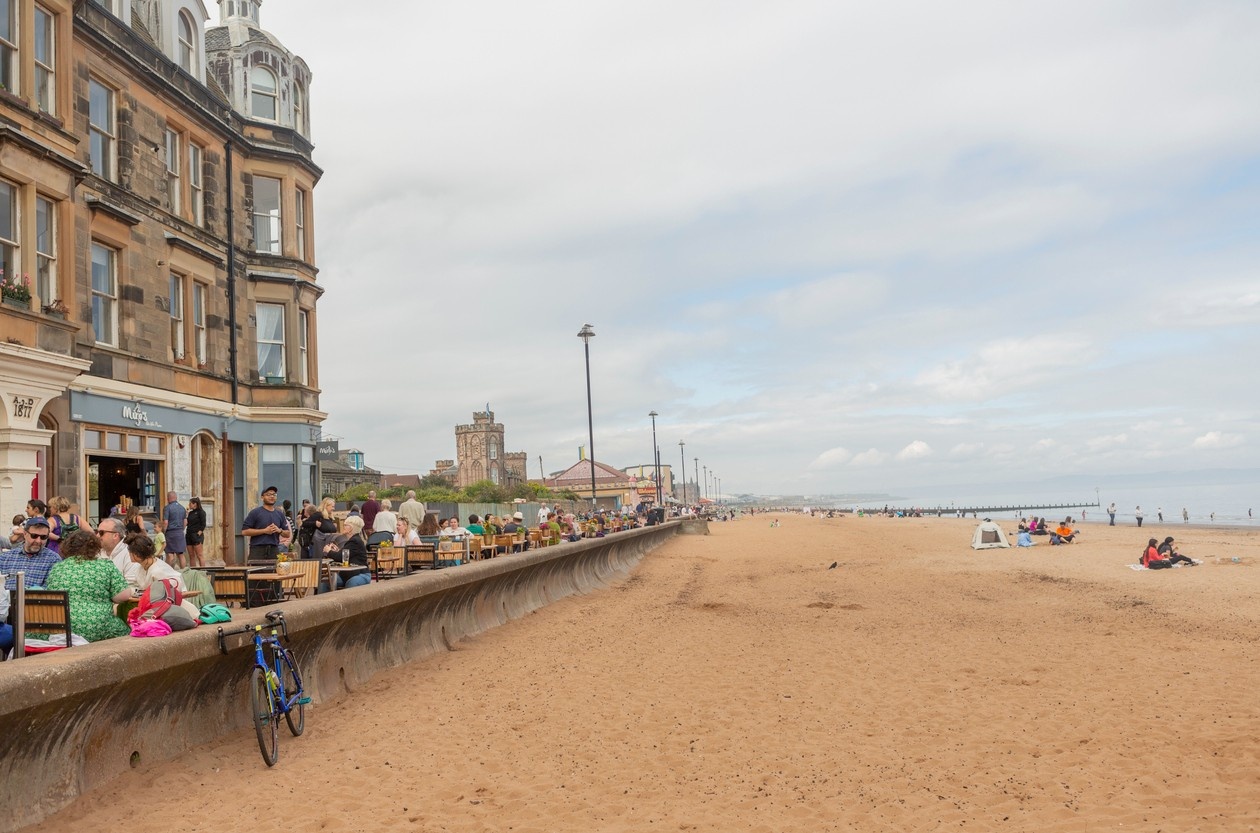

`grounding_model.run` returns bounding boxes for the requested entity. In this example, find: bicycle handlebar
[216,609,289,654]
